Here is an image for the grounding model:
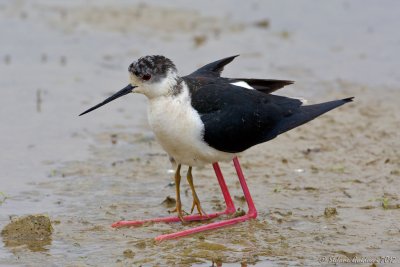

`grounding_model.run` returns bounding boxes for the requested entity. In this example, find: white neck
[136,71,180,99]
